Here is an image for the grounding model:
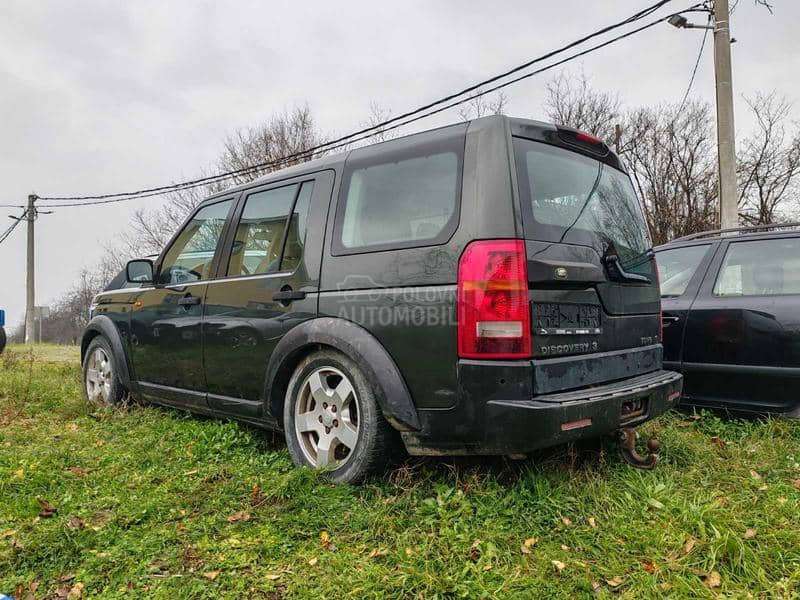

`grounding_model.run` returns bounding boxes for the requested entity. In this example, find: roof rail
[671,221,800,243]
